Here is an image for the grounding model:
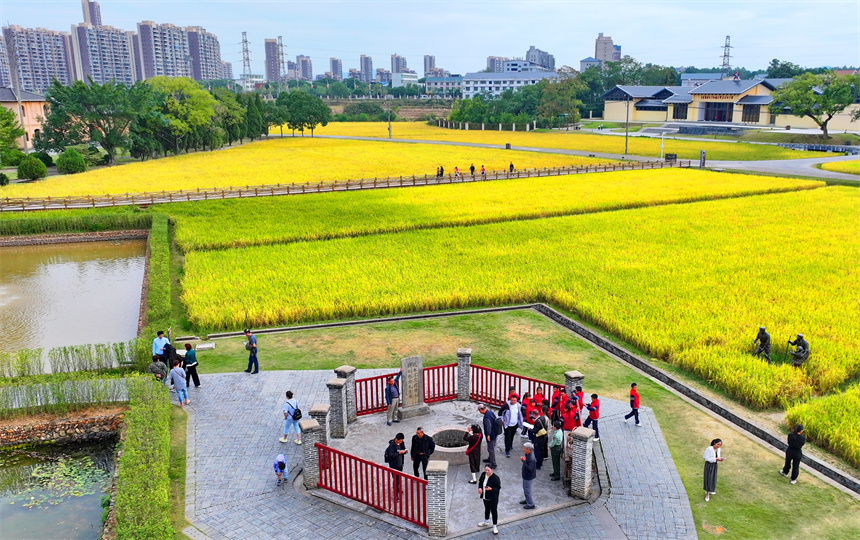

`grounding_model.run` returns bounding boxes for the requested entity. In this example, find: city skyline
[1,0,857,81]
